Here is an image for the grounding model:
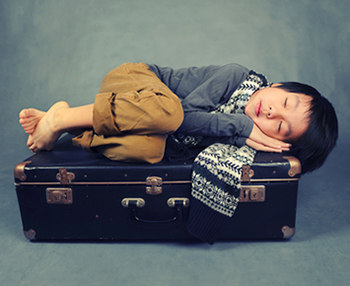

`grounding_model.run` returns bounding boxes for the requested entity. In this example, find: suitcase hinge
[241,165,254,182]
[146,176,162,195]
[56,169,75,184]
